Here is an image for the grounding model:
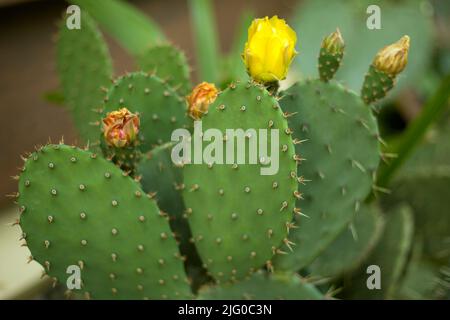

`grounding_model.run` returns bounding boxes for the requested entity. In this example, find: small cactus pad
[361,65,395,105]
[275,79,381,271]
[318,29,345,82]
[319,47,343,82]
[340,205,414,299]
[56,11,113,144]
[198,271,323,300]
[17,144,191,299]
[183,82,298,282]
[361,35,410,105]
[137,143,207,289]
[100,141,141,175]
[309,204,385,279]
[102,72,189,151]
[138,44,191,95]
